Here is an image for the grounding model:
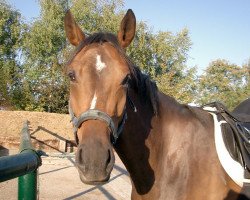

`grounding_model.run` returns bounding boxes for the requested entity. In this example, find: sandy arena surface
[0,111,132,199]
[0,154,131,200]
